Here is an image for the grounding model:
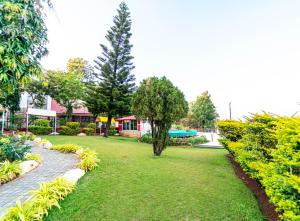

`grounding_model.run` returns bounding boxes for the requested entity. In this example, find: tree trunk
[66,105,73,121]
[153,142,163,156]
[104,114,112,138]
[151,121,166,156]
